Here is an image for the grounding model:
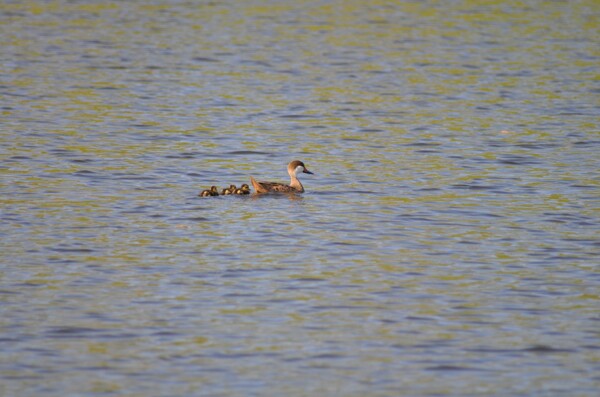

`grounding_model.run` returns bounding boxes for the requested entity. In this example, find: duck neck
[289,175,304,192]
